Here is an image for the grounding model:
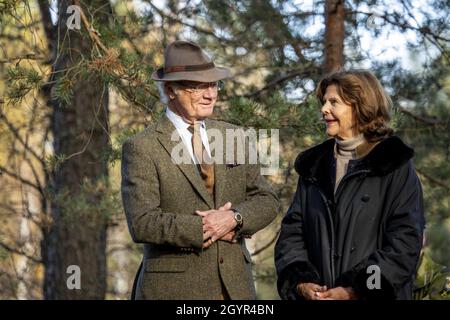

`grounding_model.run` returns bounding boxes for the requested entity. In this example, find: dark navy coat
[275,136,425,300]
